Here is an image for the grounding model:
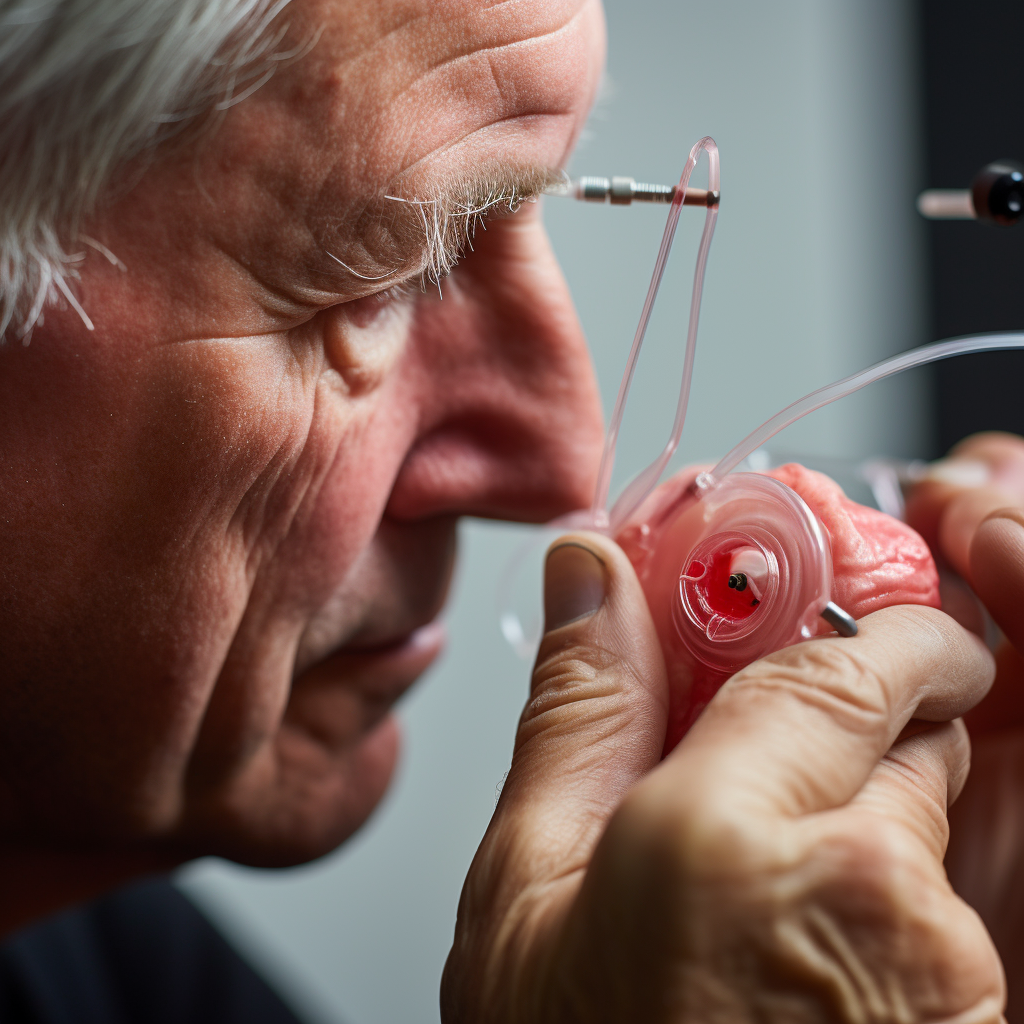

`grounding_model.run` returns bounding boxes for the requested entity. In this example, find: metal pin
[821,601,858,637]
[546,176,720,208]
[728,573,747,591]
[917,190,975,220]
